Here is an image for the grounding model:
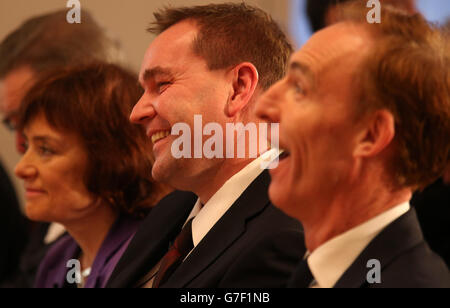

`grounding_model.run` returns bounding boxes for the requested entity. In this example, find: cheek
[40,162,93,221]
[25,200,51,222]
[53,164,93,207]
